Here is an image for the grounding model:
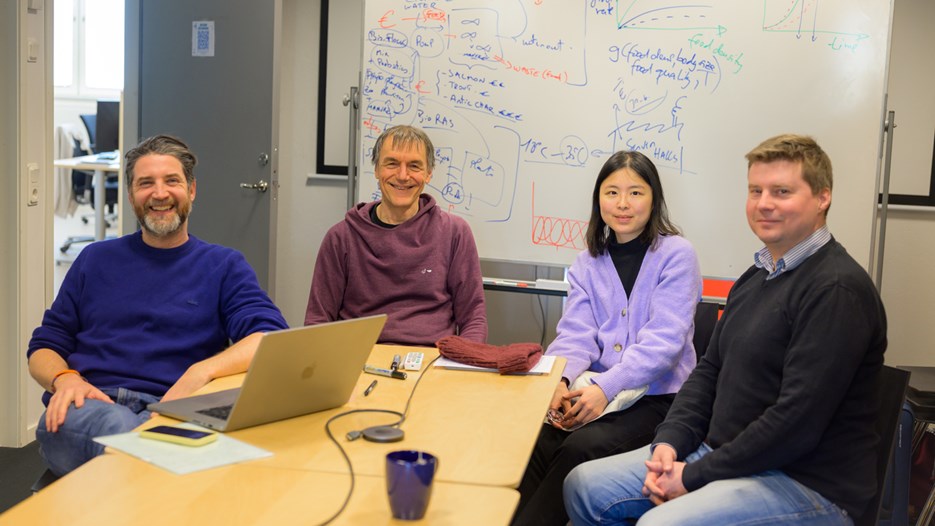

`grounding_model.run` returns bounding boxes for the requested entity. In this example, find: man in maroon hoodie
[305,125,487,346]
